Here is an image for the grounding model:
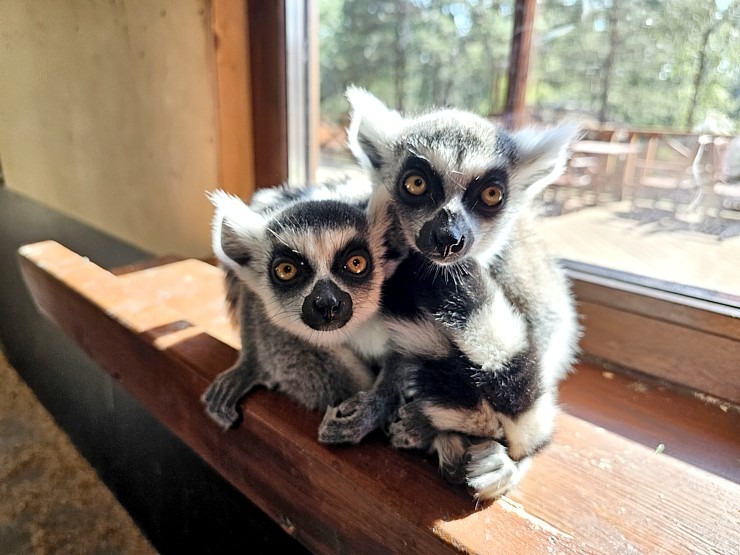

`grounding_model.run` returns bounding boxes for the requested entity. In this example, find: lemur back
[319,89,580,501]
[202,181,392,429]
